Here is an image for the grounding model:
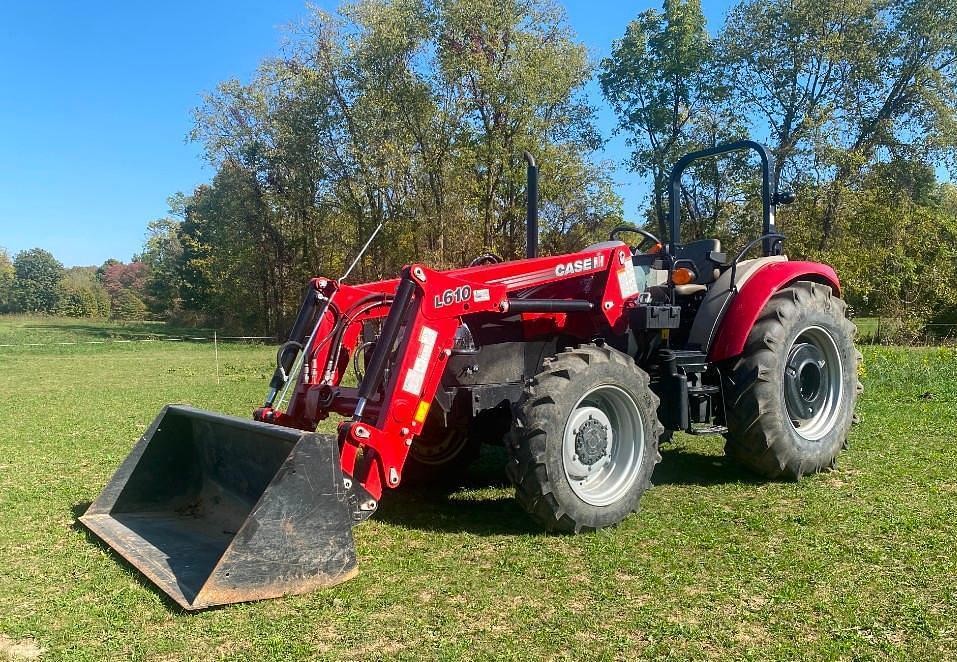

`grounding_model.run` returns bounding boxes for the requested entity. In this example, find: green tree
[0,248,13,312]
[139,212,185,316]
[819,0,957,245]
[56,267,111,318]
[807,162,957,338]
[177,166,276,331]
[600,0,718,237]
[438,0,608,256]
[720,0,874,193]
[110,289,148,321]
[718,0,957,249]
[188,0,619,332]
[11,248,64,313]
